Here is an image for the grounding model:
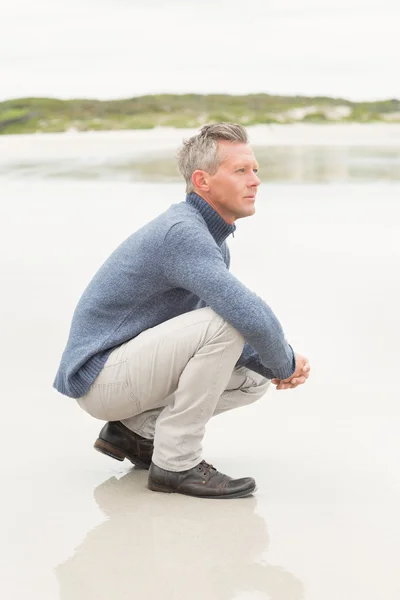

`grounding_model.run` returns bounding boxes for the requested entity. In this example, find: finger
[290,375,307,389]
[280,376,294,384]
[302,363,311,373]
[271,379,280,384]
[277,382,291,390]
